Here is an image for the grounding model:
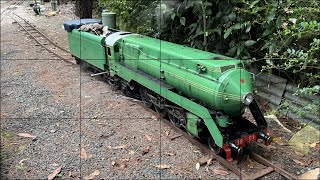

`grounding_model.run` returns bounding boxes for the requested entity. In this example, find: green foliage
[98,0,320,88]
[98,0,159,35]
